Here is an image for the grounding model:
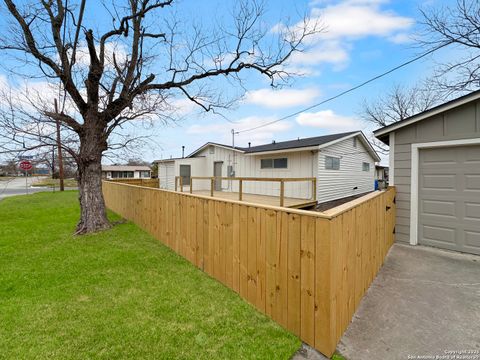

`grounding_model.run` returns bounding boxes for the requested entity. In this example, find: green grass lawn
[0,192,301,359]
